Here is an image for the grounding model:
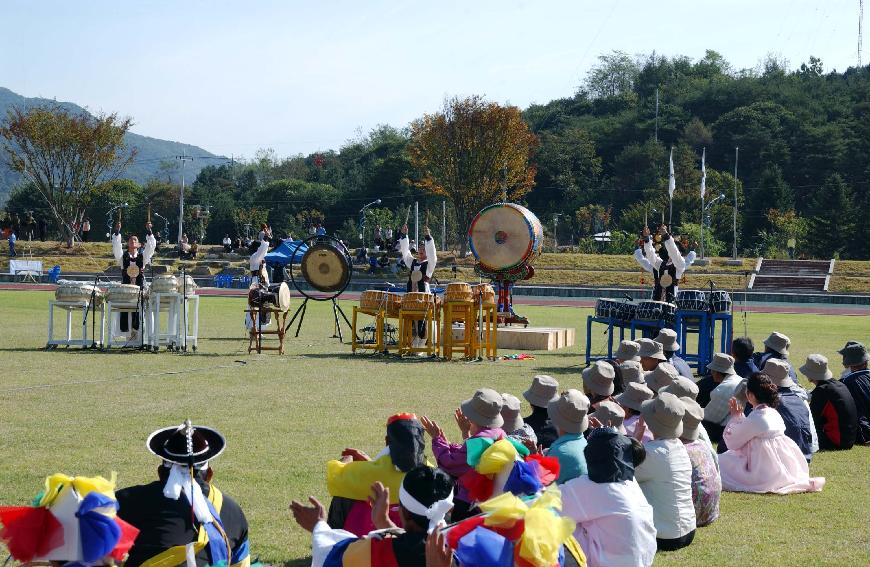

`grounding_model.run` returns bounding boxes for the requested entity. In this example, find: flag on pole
[668,147,676,198]
[700,147,707,199]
